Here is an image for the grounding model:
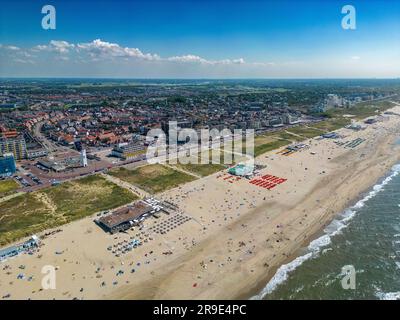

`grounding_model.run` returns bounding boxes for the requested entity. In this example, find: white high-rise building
[80,149,88,167]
